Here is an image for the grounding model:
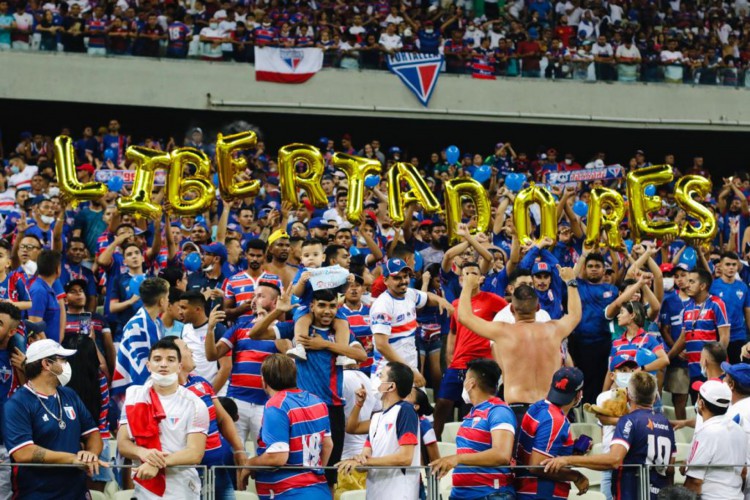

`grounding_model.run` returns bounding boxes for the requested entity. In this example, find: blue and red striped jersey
[517,400,575,499]
[610,329,664,365]
[223,271,282,321]
[98,370,111,439]
[253,27,277,46]
[451,397,516,499]
[295,325,347,406]
[256,389,330,499]
[338,303,373,373]
[682,296,729,378]
[185,374,224,465]
[167,21,191,51]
